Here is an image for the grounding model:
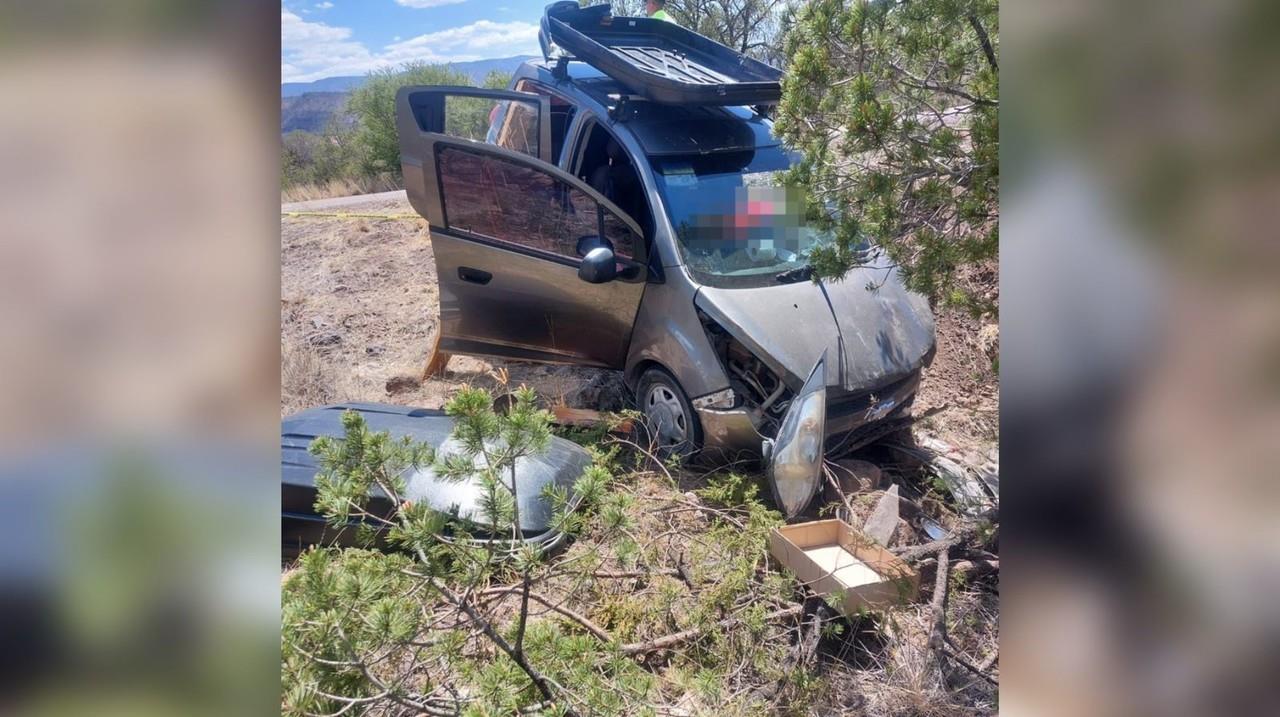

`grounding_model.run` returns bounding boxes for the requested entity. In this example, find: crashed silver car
[395,6,935,516]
